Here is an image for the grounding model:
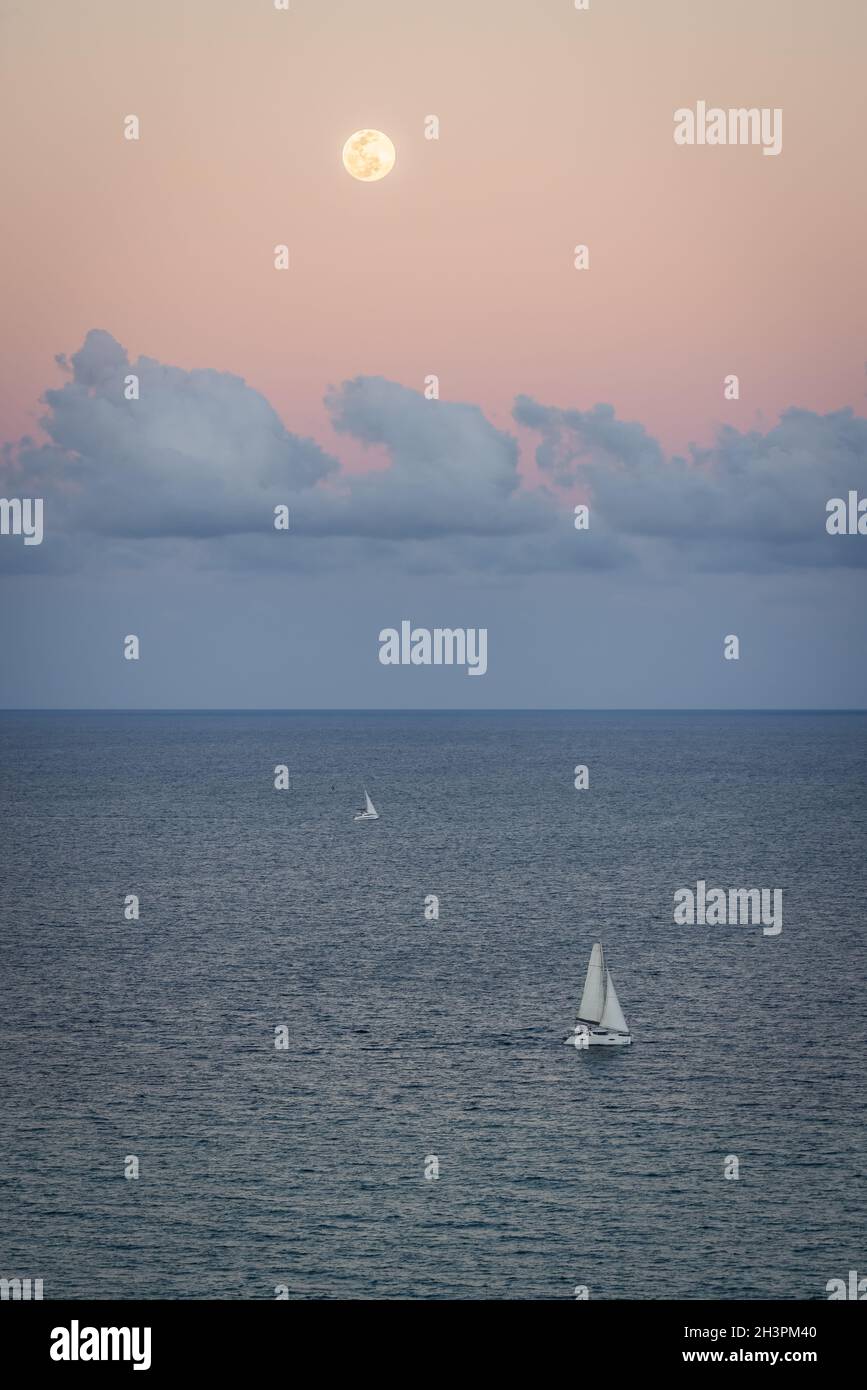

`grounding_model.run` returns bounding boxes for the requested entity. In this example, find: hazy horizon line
[1,708,865,717]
